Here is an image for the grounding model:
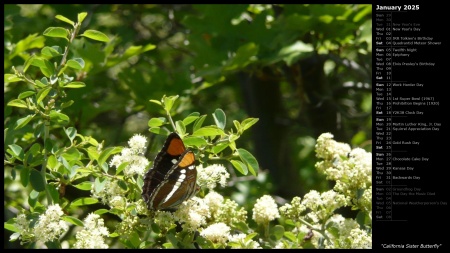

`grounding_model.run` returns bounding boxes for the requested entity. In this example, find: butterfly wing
[142,133,199,211]
[151,150,199,210]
